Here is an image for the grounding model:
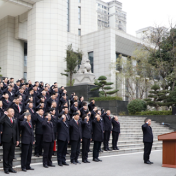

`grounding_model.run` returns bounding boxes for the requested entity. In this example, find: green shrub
[127,99,147,115]
[136,110,172,115]
[89,96,123,101]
